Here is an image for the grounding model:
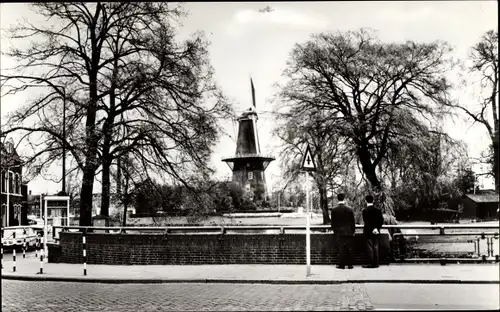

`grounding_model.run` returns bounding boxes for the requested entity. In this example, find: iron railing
[50,224,498,232]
